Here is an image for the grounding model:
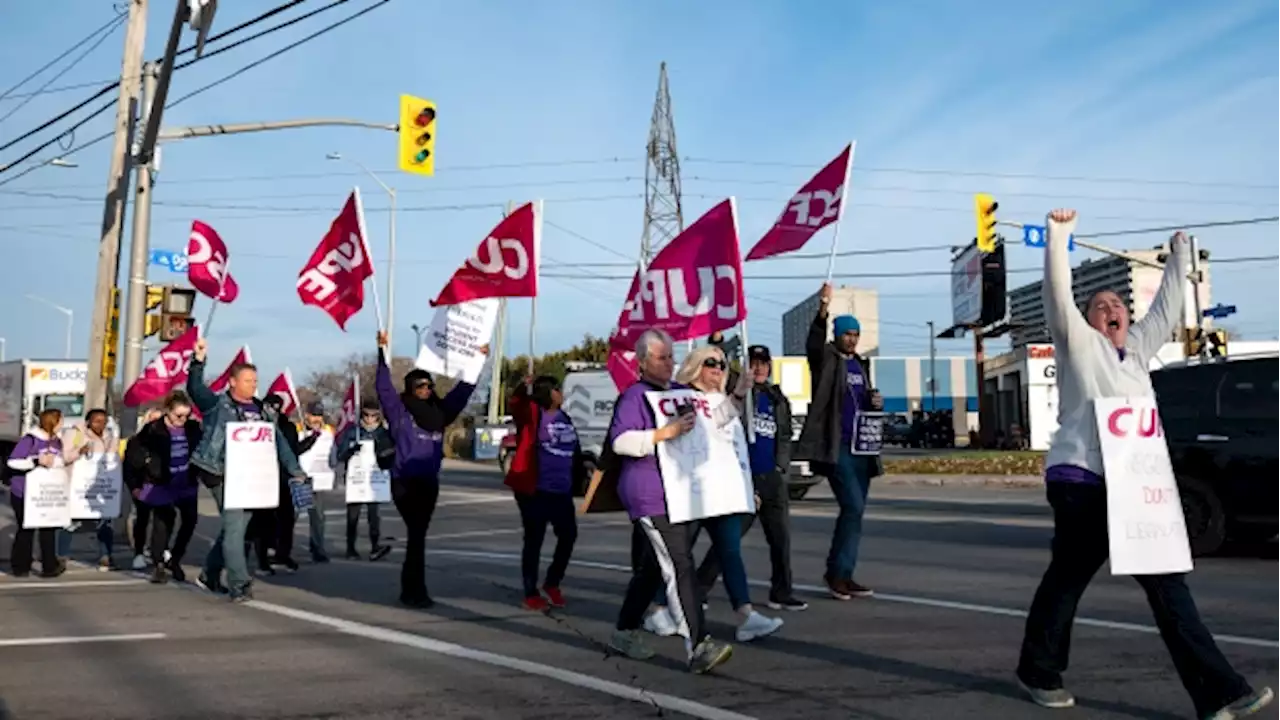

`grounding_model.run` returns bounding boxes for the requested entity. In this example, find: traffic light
[101,288,120,379]
[143,284,166,338]
[974,193,999,252]
[1206,329,1228,357]
[1182,327,1228,358]
[397,94,436,176]
[159,286,197,341]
